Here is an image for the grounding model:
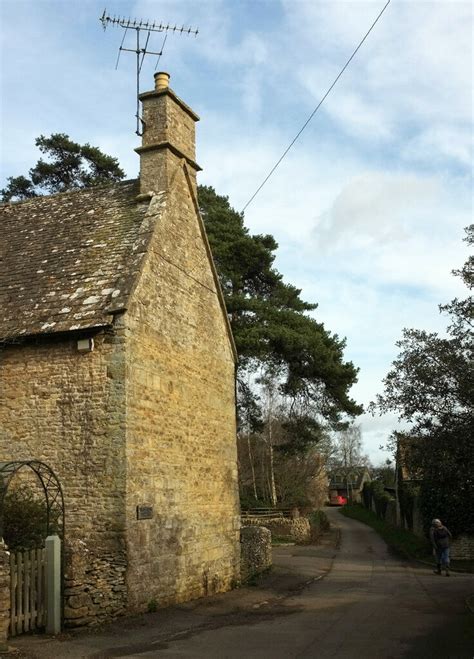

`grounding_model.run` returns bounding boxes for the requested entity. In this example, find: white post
[45,535,61,635]
[0,539,10,651]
